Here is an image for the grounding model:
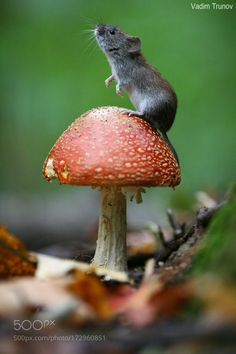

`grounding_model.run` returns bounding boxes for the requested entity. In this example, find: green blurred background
[0,0,235,245]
